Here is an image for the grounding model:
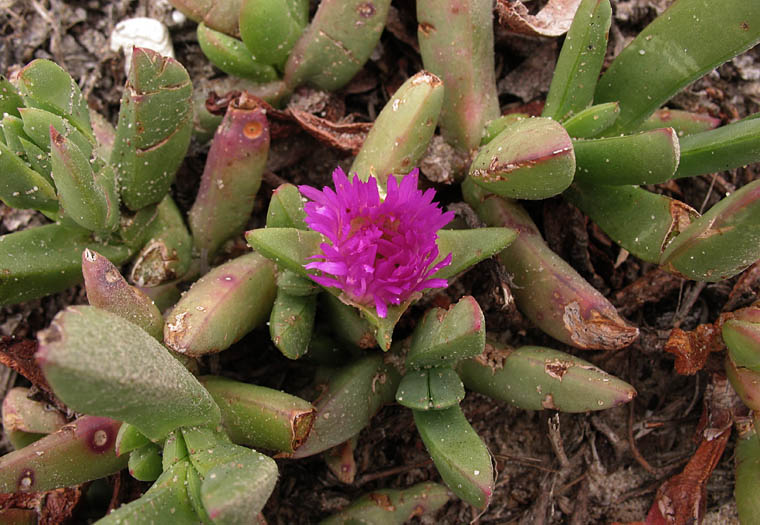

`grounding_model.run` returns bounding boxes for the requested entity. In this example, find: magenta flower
[299,167,454,318]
